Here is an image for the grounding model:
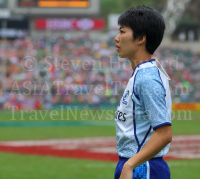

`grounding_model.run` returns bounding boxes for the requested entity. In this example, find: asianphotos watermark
[10,80,126,96]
